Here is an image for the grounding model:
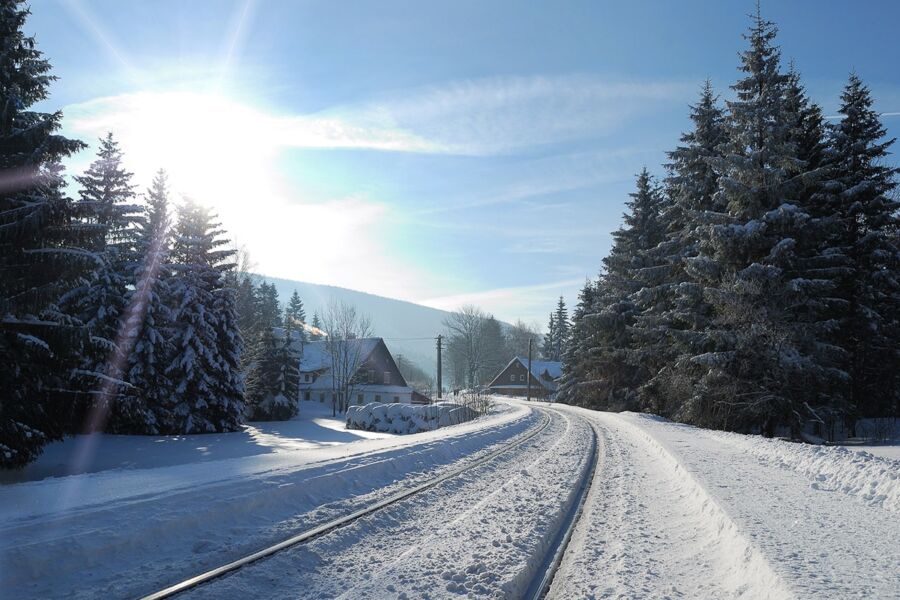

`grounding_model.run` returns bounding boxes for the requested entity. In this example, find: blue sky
[28,1,900,325]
